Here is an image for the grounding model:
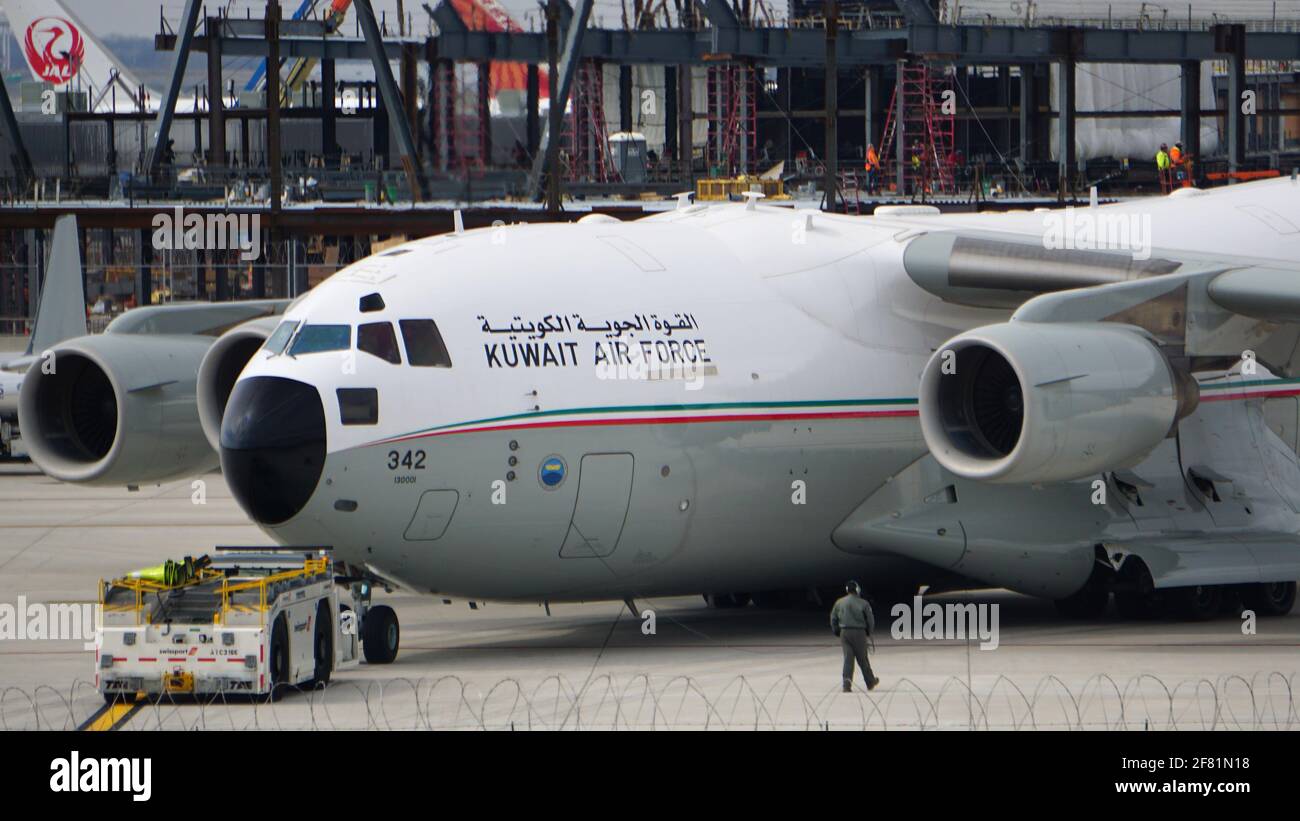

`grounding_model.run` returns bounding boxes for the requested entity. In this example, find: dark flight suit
[831,593,876,691]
